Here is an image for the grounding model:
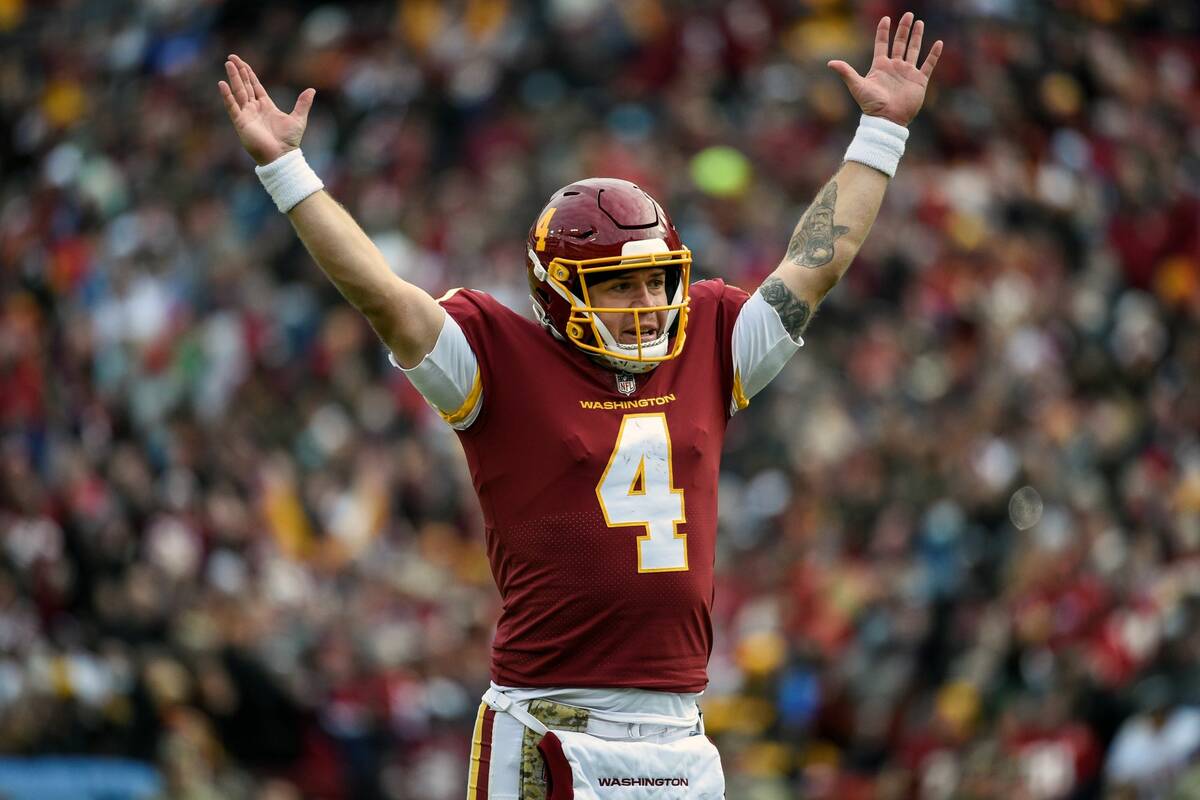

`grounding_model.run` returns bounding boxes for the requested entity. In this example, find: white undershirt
[728,289,804,415]
[388,312,482,430]
[391,288,802,427]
